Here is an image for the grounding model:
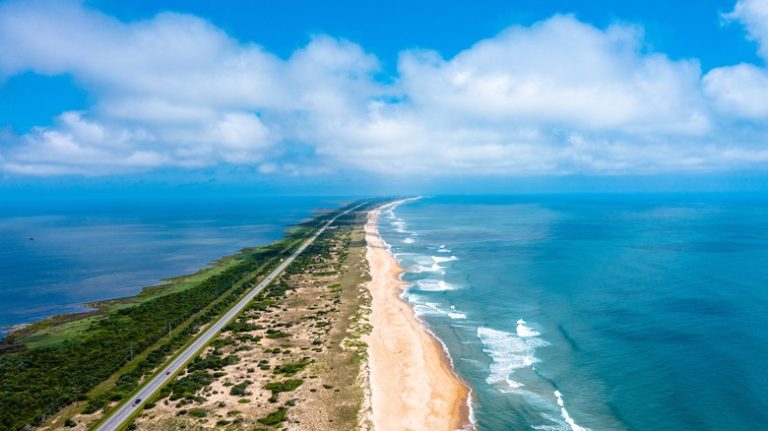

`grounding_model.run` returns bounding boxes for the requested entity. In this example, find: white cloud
[703,0,768,120]
[303,16,717,175]
[398,17,708,134]
[0,1,378,174]
[0,0,767,177]
[703,63,768,118]
[725,0,768,60]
